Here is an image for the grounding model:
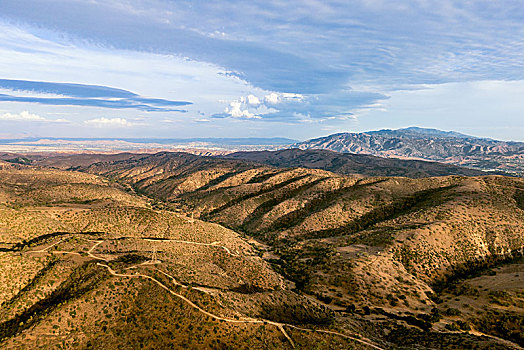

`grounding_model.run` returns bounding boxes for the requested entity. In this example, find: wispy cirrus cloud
[0,1,523,139]
[0,79,191,112]
[0,1,350,95]
[3,0,523,91]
